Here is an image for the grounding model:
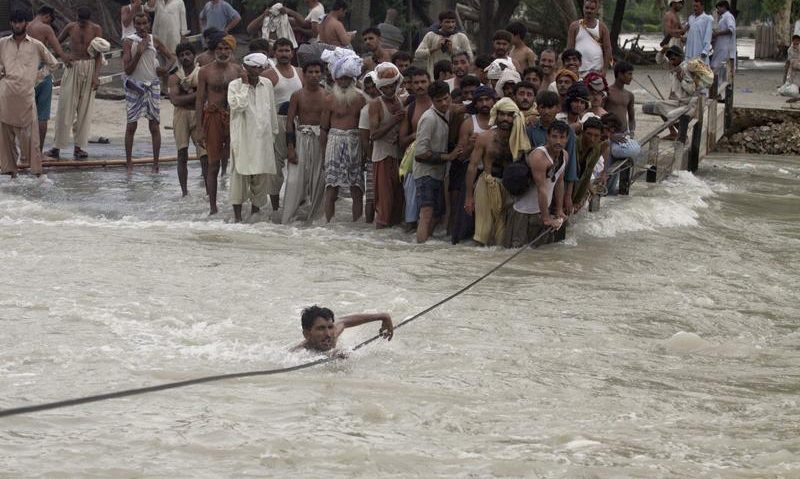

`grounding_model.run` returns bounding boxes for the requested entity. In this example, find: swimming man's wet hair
[301,306,335,330]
